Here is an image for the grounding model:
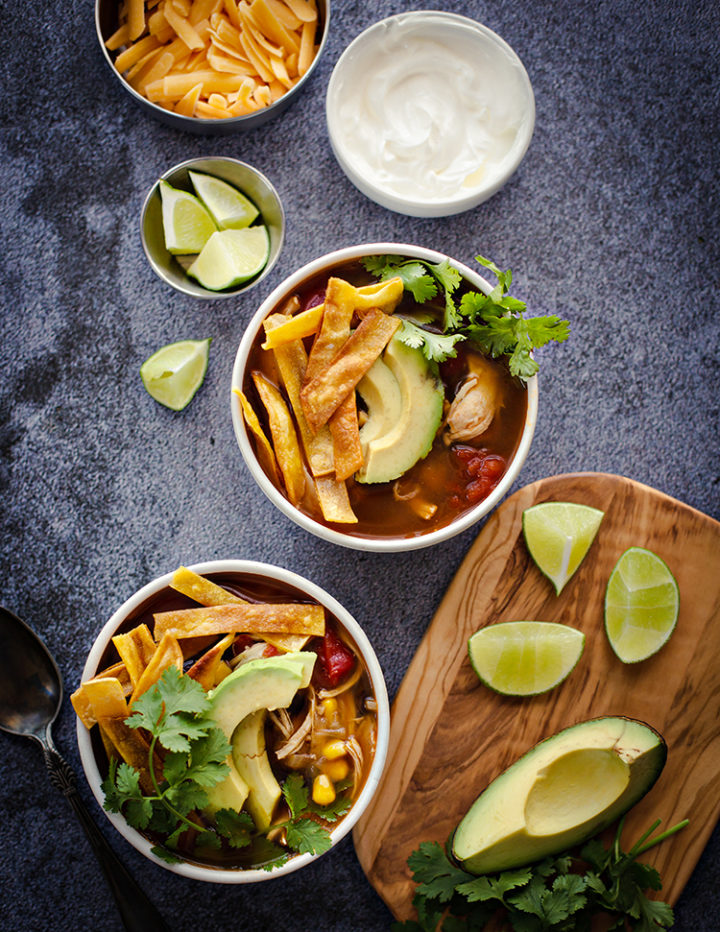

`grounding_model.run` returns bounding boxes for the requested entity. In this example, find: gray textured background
[1,0,719,930]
